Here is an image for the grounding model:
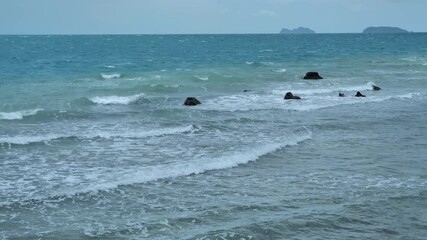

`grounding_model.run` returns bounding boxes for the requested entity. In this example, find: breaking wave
[89,93,145,105]
[100,73,122,80]
[0,109,43,120]
[66,132,312,194]
[195,75,209,81]
[273,68,287,73]
[272,82,376,95]
[0,125,199,146]
[198,90,420,112]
